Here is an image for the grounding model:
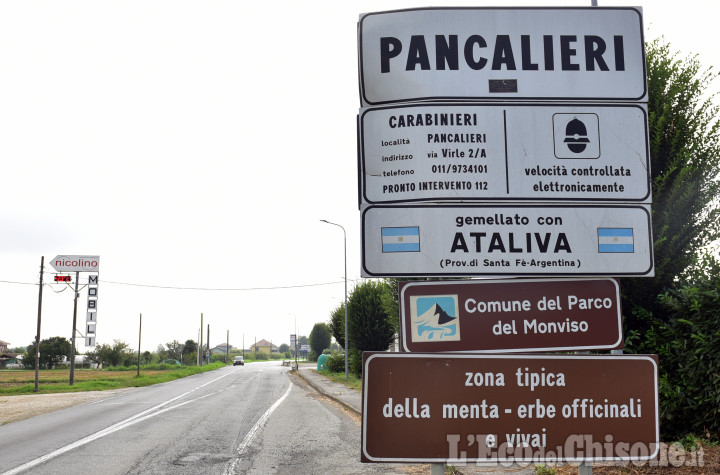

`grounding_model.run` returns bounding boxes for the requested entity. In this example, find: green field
[0,362,226,396]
